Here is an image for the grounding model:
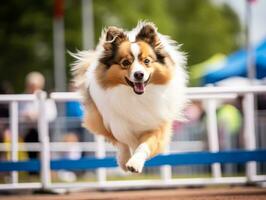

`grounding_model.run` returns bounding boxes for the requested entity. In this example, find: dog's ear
[136,23,160,48]
[100,26,127,67]
[136,23,167,64]
[103,26,127,50]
